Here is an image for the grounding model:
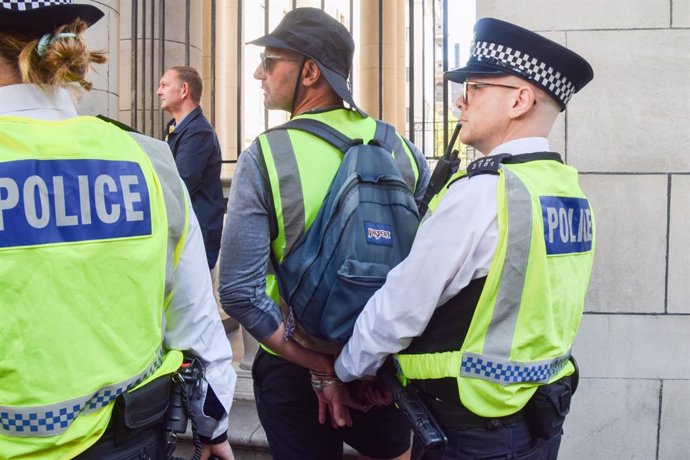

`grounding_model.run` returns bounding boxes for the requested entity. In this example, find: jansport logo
[367,227,391,240]
[364,221,393,247]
